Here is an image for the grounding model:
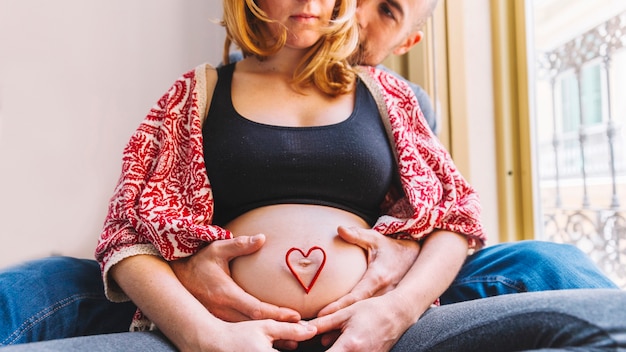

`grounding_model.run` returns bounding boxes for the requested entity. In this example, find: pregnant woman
[94,0,484,350]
